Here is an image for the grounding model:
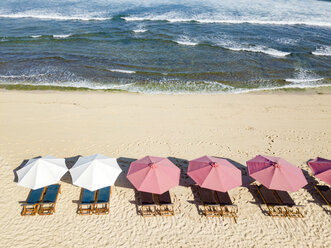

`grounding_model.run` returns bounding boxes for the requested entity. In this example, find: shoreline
[1,83,331,95]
